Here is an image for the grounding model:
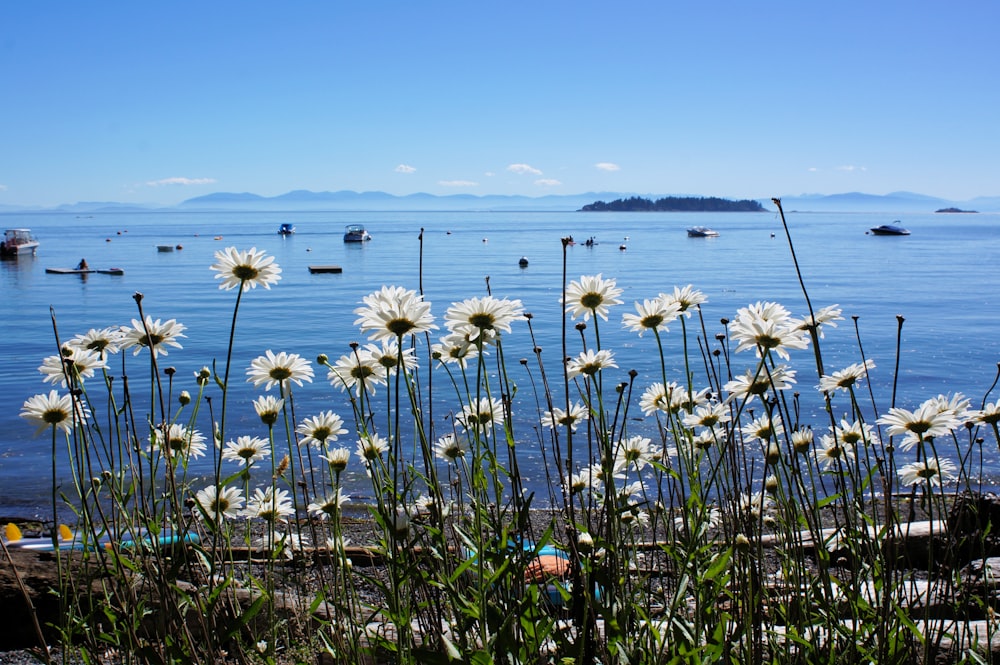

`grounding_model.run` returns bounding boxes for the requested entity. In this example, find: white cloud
[808,167,818,172]
[146,177,217,187]
[395,164,416,174]
[535,178,561,187]
[438,180,478,188]
[507,163,542,176]
[0,184,7,192]
[595,162,620,172]
[484,171,495,177]
[836,165,867,172]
